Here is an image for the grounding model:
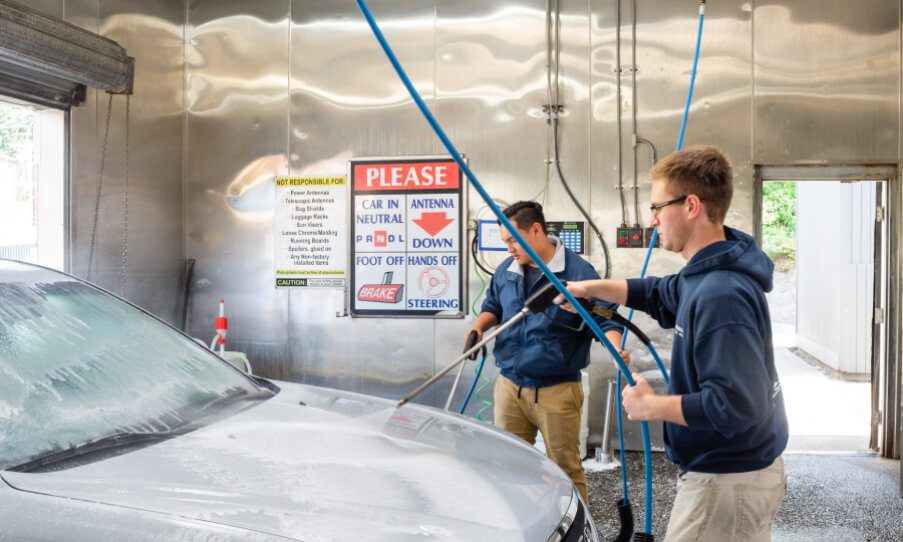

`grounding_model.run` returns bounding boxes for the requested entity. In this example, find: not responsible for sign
[275,176,348,288]
[350,157,464,317]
